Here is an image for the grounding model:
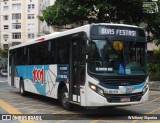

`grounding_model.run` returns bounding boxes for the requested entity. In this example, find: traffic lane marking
[145,121,160,123]
[147,107,160,114]
[90,120,128,123]
[131,106,160,123]
[90,96,160,123]
[0,80,6,83]
[149,91,160,96]
[26,106,60,114]
[55,114,80,123]
[16,104,44,110]
[125,97,160,109]
[0,99,41,123]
